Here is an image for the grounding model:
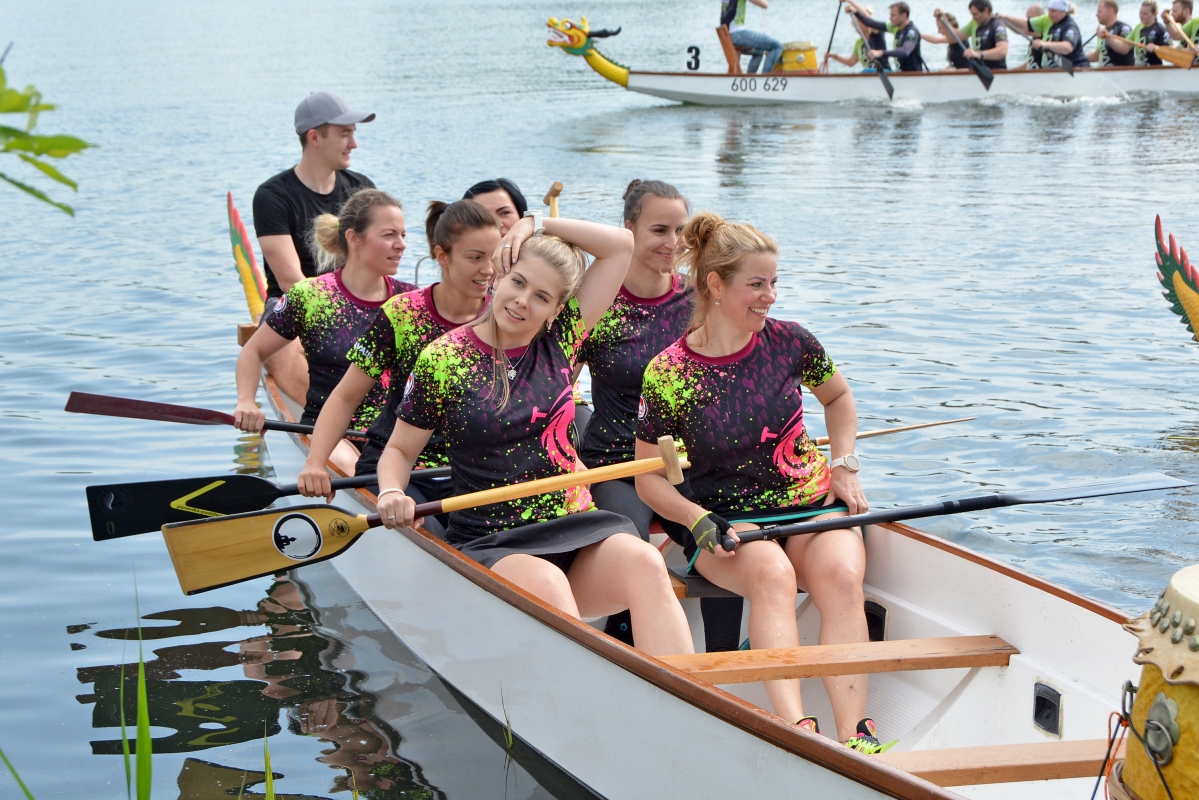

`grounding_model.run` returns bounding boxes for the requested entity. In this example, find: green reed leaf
[135,584,152,800]
[0,171,73,214]
[263,726,275,800]
[119,642,131,800]
[0,745,36,800]
[18,154,76,189]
